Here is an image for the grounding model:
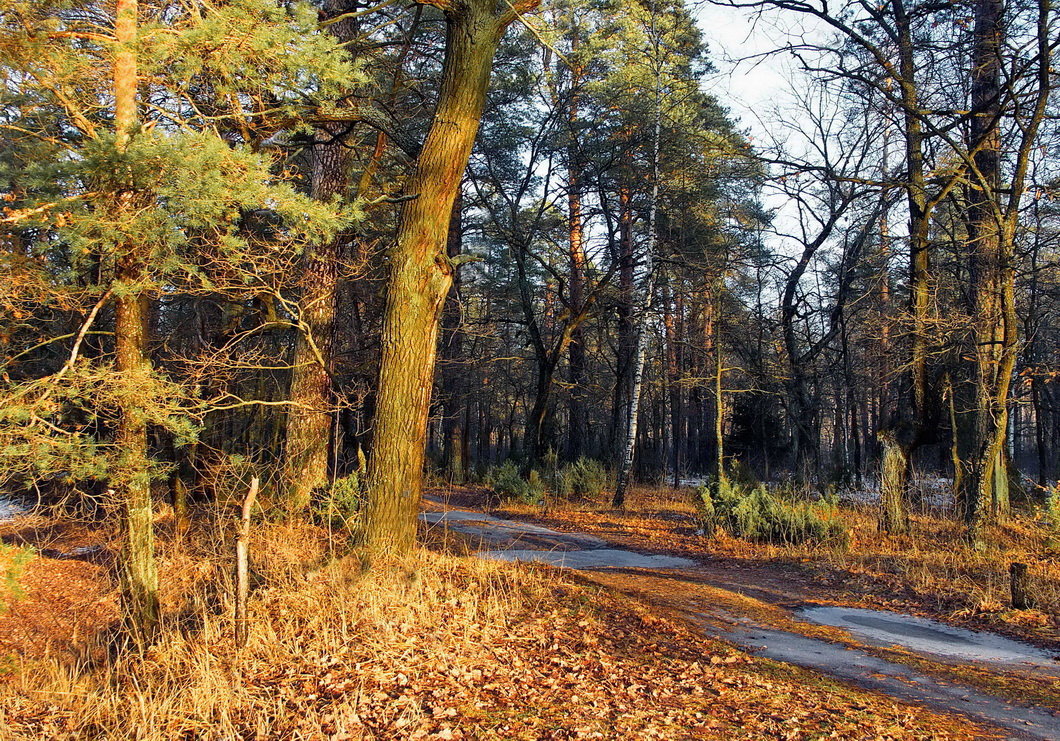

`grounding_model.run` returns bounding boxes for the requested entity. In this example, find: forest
[0,0,1059,737]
